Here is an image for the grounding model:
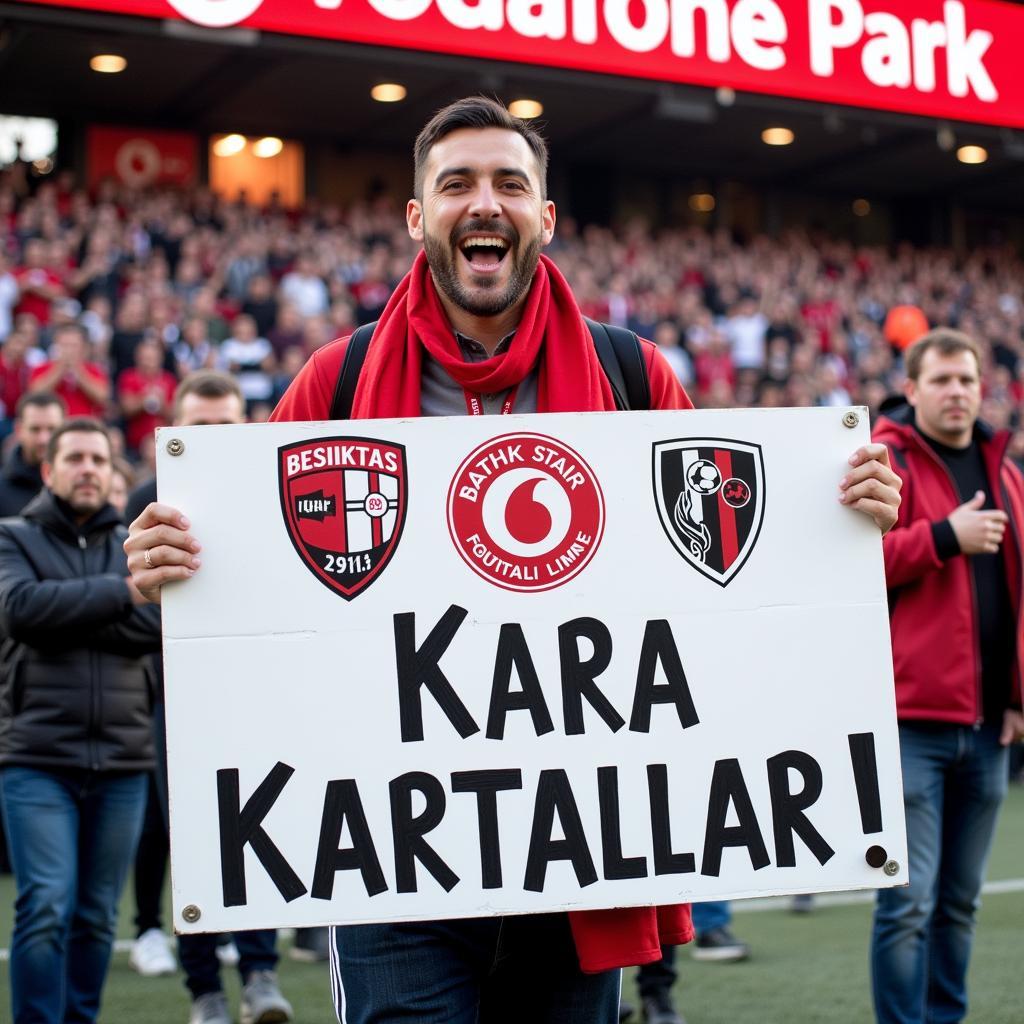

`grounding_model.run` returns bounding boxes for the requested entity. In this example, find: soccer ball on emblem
[686,459,722,495]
